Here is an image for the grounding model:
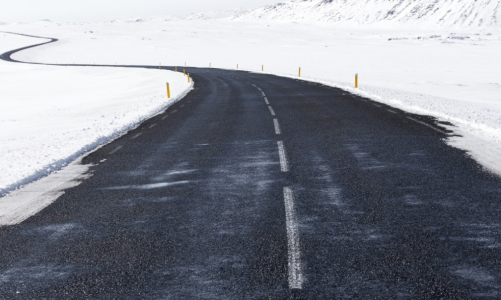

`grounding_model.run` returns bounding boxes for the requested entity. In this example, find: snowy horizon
[3,0,500,29]
[0,0,282,23]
